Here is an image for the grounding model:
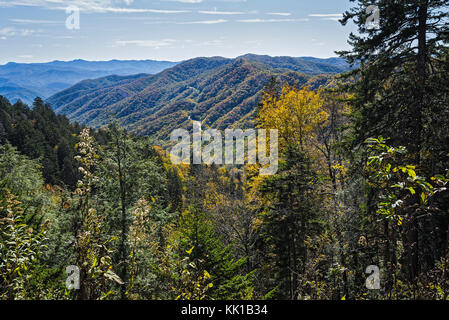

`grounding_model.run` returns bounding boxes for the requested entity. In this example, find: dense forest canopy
[46,55,348,139]
[1,0,449,301]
